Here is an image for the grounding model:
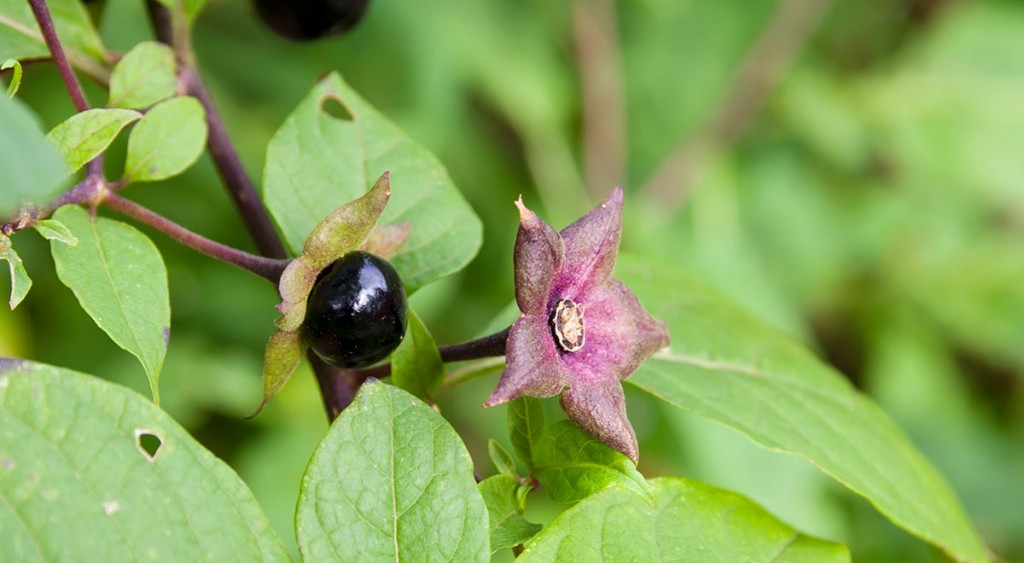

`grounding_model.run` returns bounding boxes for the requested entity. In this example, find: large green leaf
[262,72,482,292]
[0,95,68,215]
[46,108,141,173]
[296,381,488,561]
[0,359,288,561]
[507,396,544,472]
[50,205,169,402]
[518,477,849,562]
[107,41,176,110]
[124,96,207,183]
[0,0,107,79]
[619,256,988,563]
